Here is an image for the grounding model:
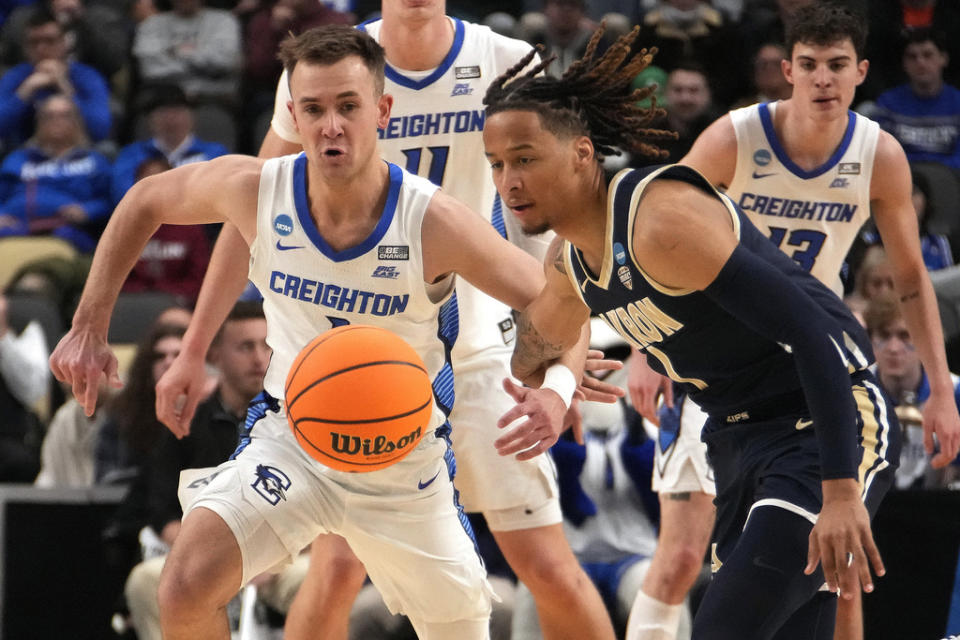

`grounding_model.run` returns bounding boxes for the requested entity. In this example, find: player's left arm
[637,178,882,596]
[871,131,960,467]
